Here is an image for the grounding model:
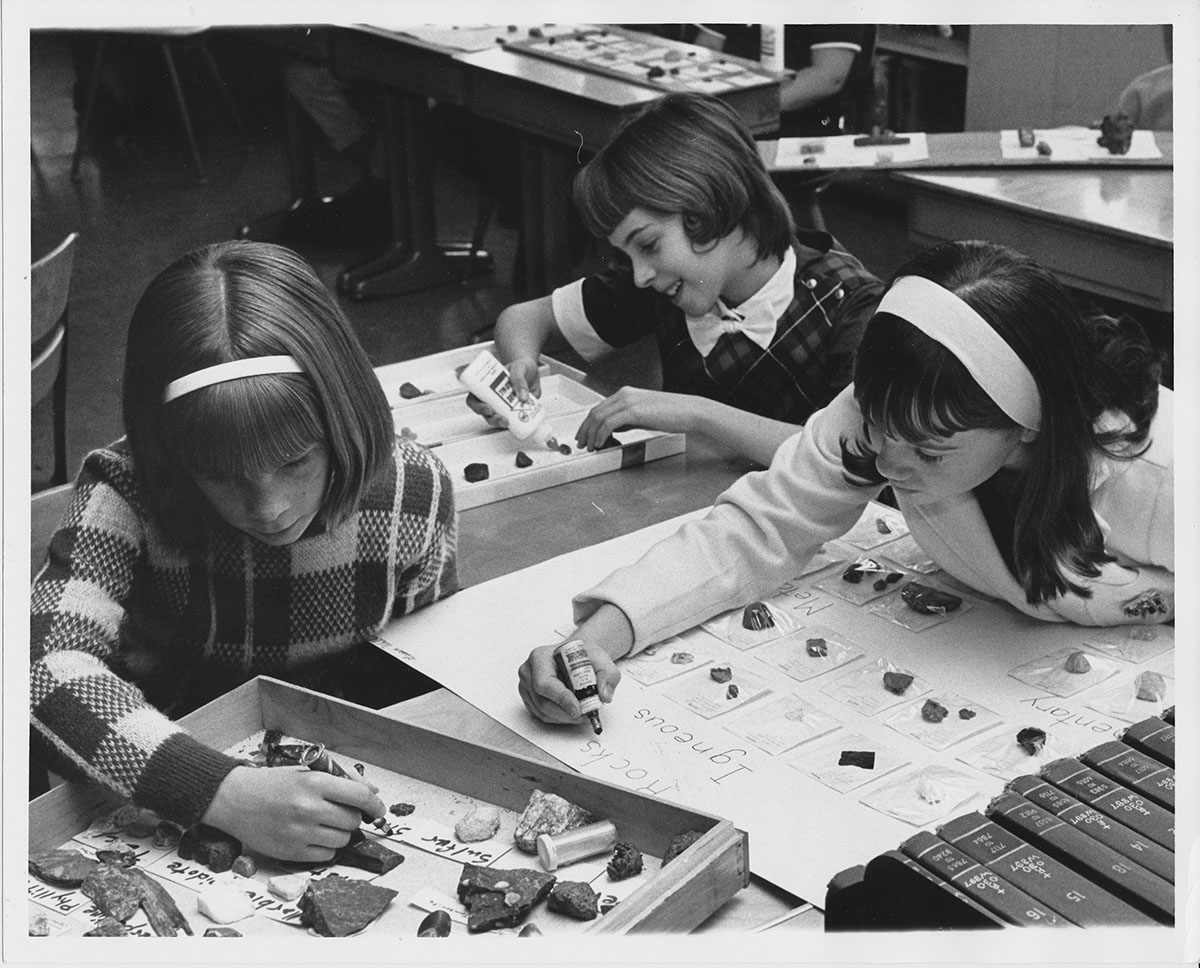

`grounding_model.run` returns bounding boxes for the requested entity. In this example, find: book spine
[1007,775,1174,884]
[986,792,1169,923]
[1080,740,1174,811]
[865,850,1006,929]
[1118,717,1175,768]
[899,830,1069,927]
[938,811,1142,927]
[1040,758,1174,851]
